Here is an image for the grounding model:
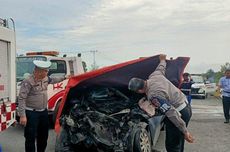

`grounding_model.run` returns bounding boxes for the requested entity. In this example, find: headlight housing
[198,87,205,93]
